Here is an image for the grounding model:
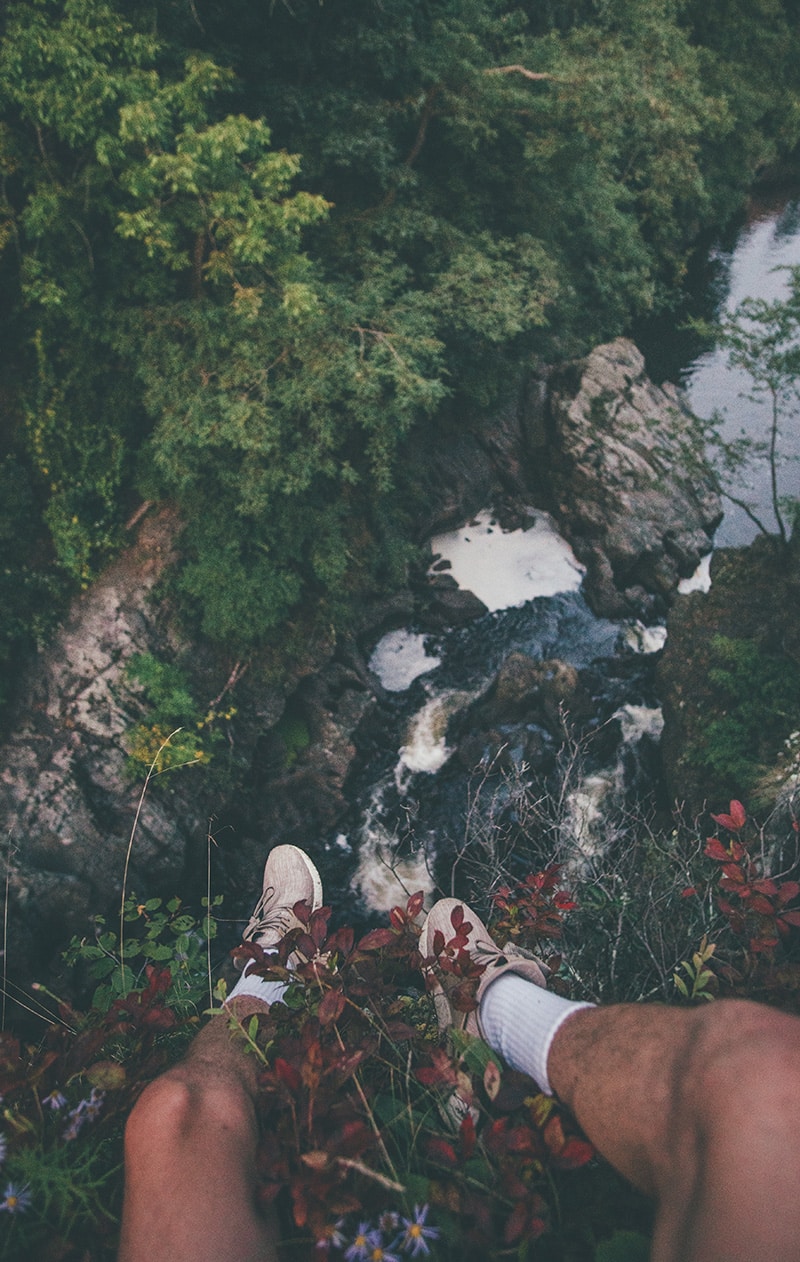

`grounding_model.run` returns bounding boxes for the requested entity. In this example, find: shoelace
[243,883,297,943]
